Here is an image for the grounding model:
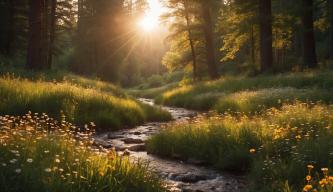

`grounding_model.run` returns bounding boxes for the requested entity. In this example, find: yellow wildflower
[306,175,311,181]
[303,184,312,192]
